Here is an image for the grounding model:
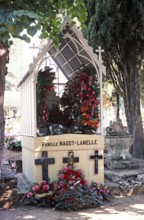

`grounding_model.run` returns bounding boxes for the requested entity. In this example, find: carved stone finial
[106,119,130,137]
